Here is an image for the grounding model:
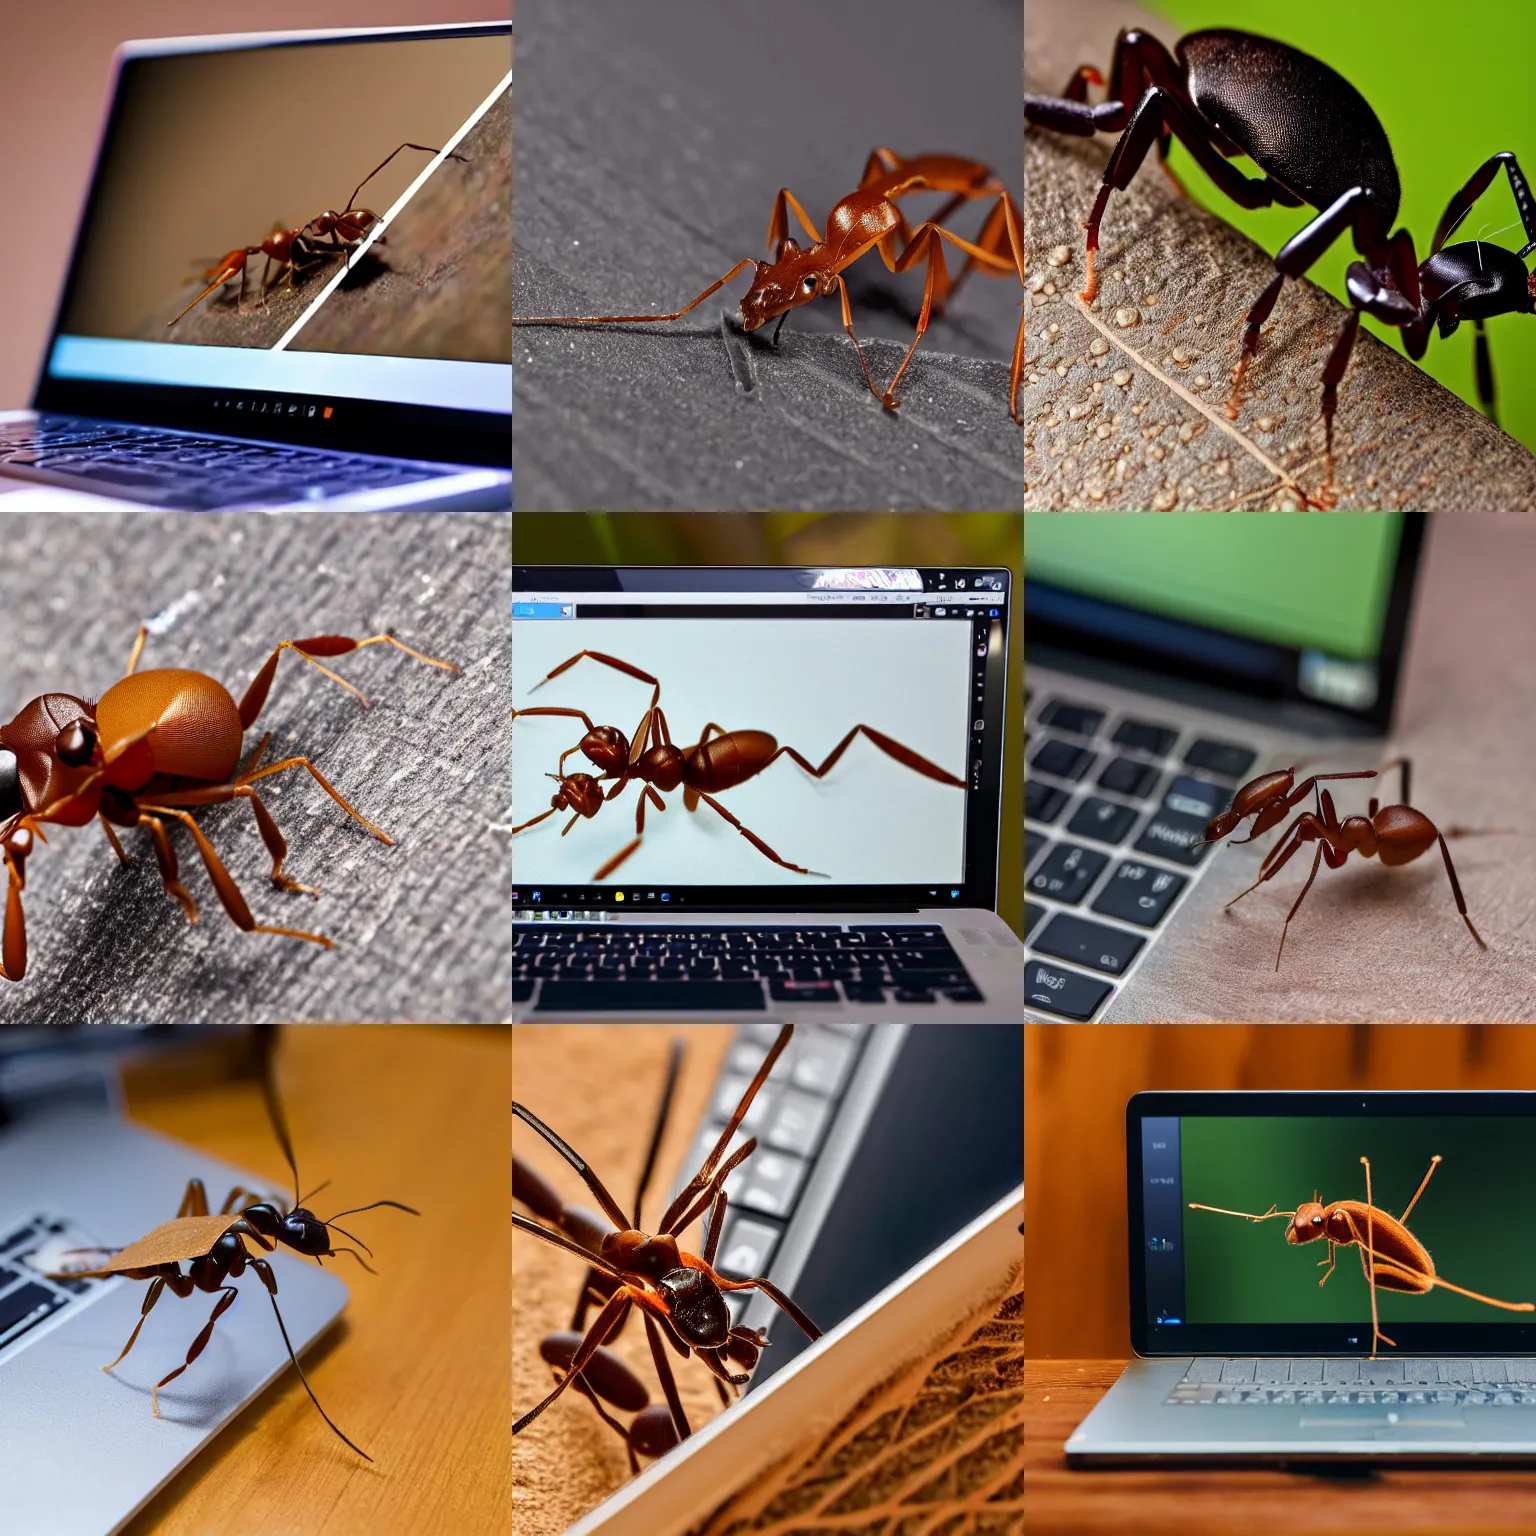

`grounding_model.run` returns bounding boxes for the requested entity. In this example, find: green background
[1024,510,1403,658]
[1146,0,1536,456]
[1182,1116,1536,1325]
